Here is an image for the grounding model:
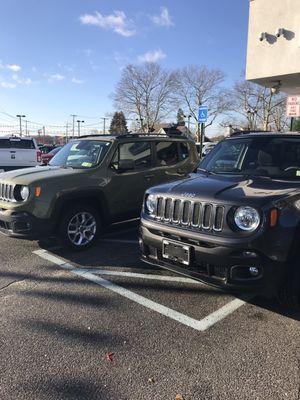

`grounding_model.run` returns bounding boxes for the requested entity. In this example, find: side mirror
[118,159,135,172]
